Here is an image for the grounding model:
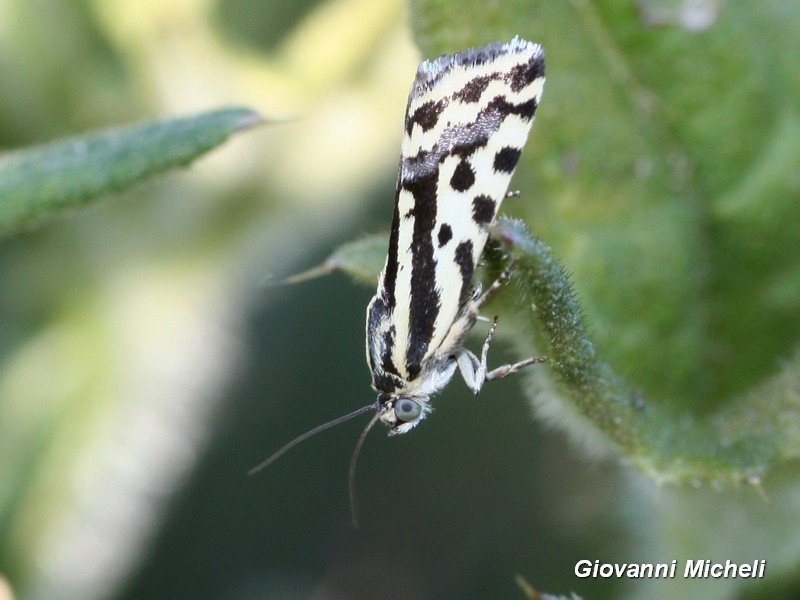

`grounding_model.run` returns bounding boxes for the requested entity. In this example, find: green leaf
[411,0,800,401]
[321,219,800,484]
[401,0,800,467]
[0,107,262,237]
[285,234,387,287]
[328,2,800,596]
